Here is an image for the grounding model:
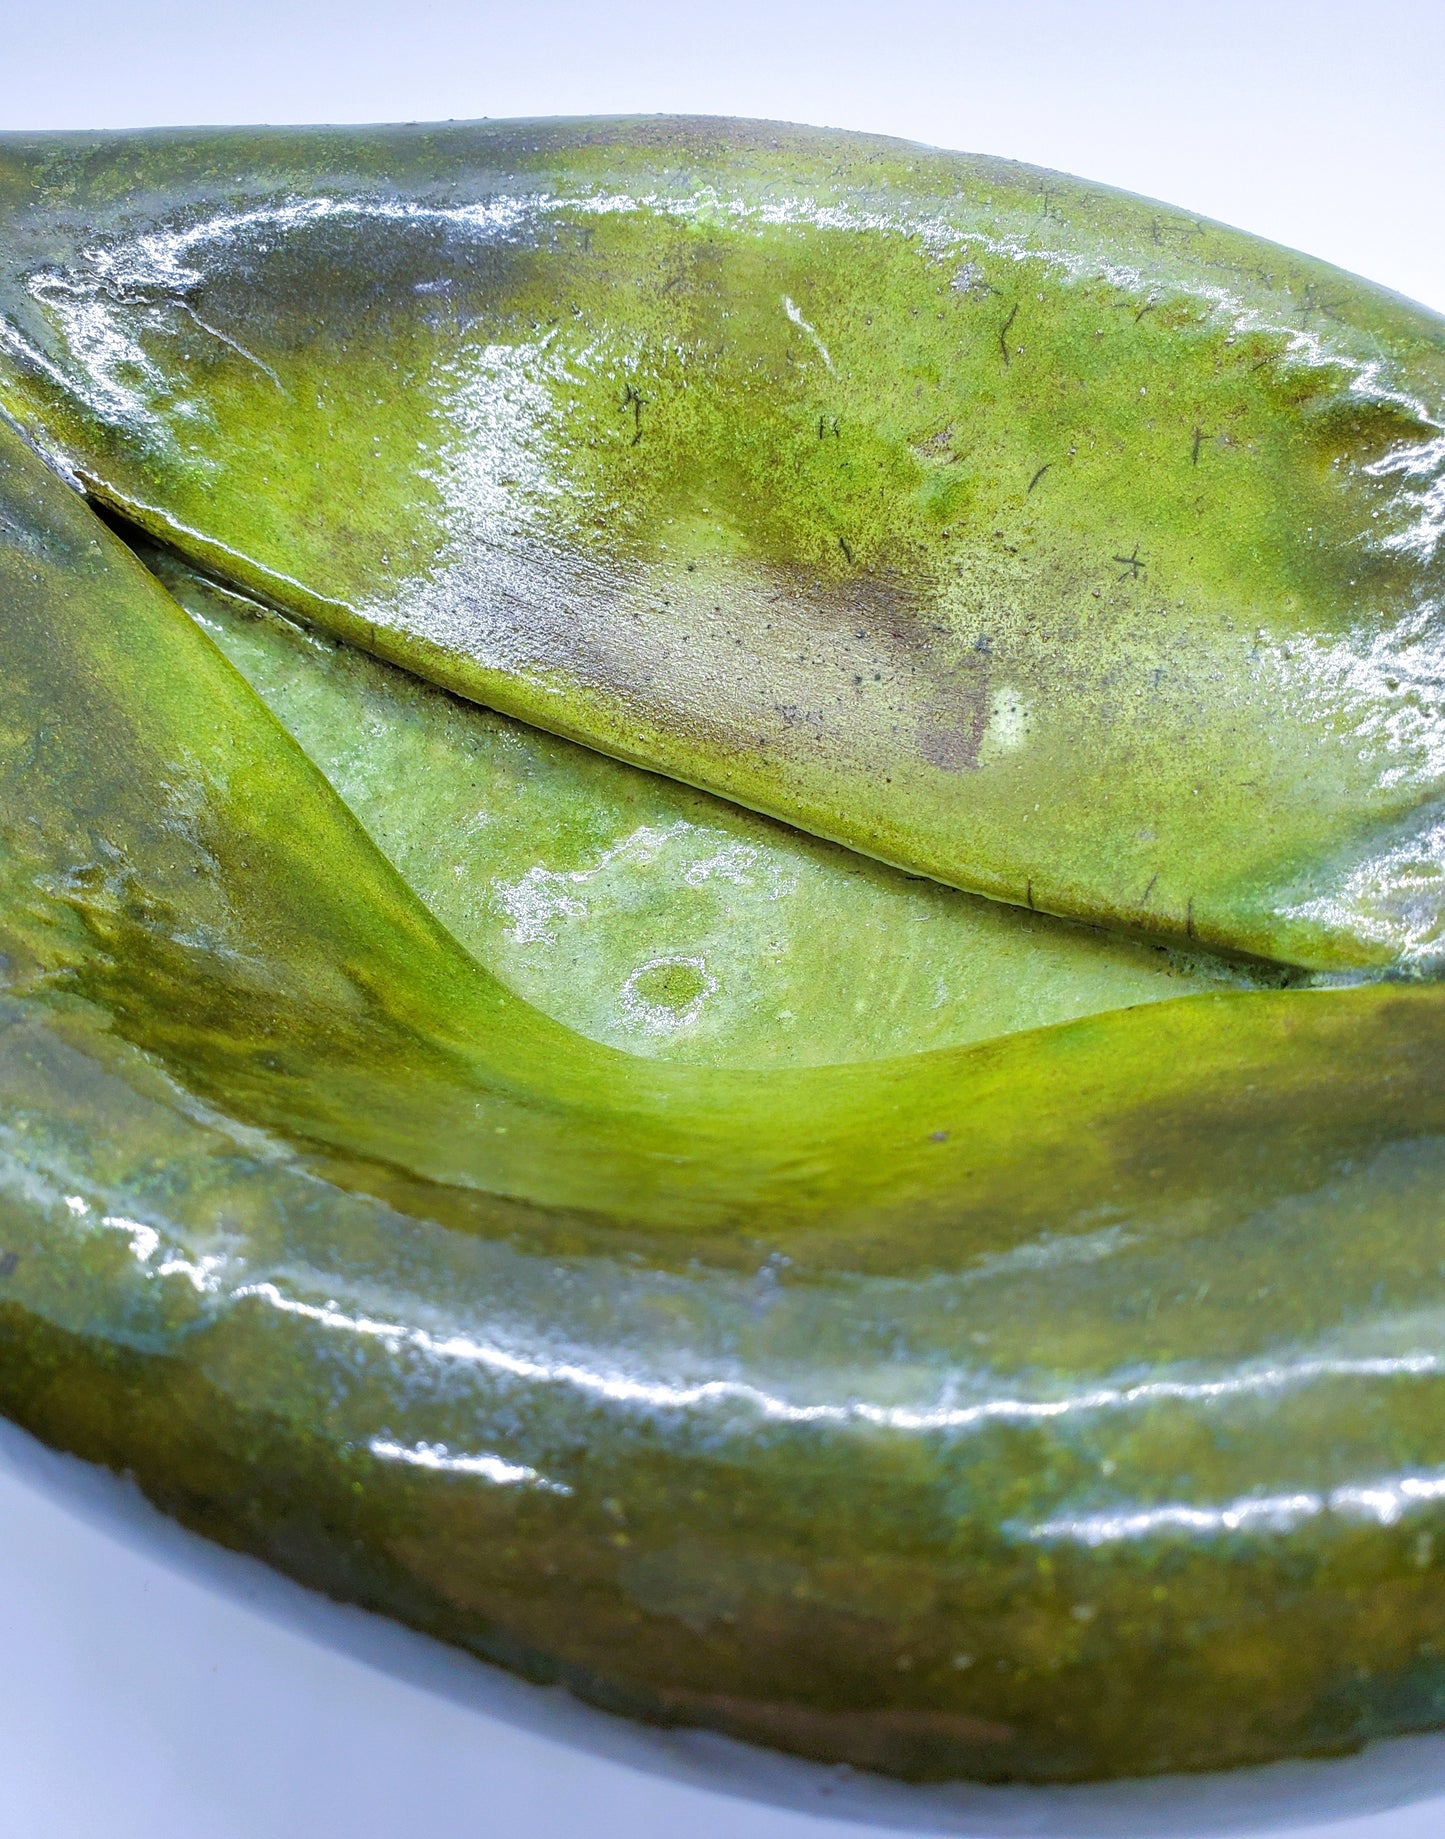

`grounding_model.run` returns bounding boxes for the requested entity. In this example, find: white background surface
[1,3,1444,1834]
[4,0,1444,317]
